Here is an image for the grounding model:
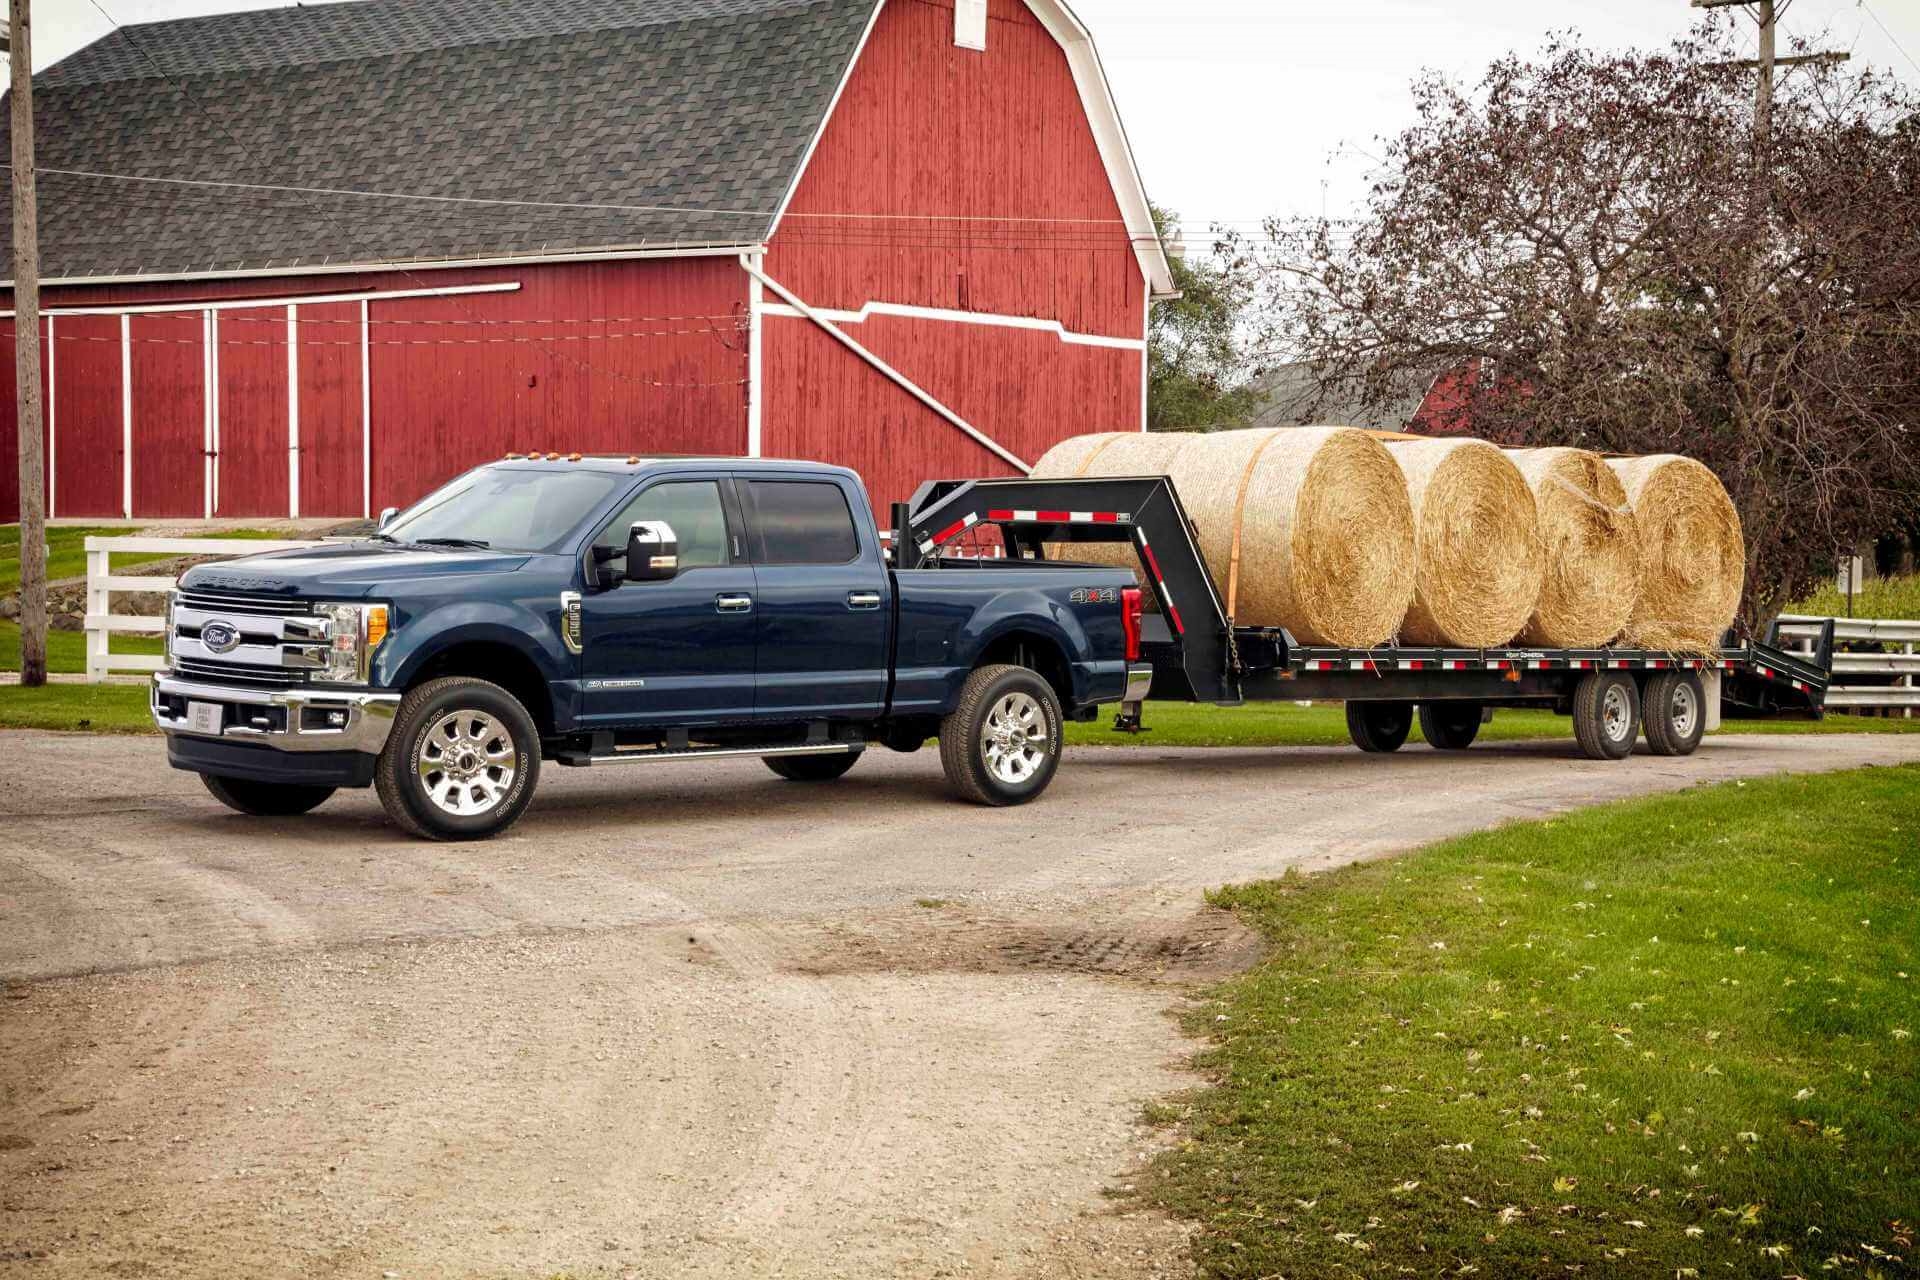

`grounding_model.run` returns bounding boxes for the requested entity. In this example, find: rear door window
[745,480,861,566]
